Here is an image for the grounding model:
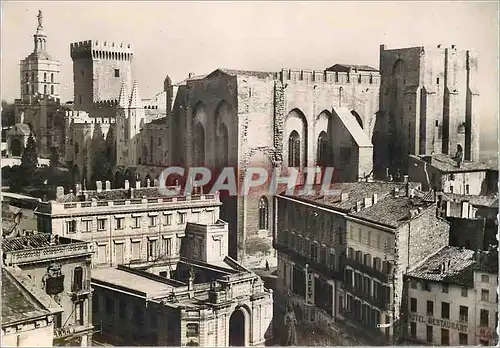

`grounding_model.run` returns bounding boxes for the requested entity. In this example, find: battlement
[279,68,381,86]
[70,40,133,60]
[66,110,90,119]
[73,117,116,125]
[94,99,119,107]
